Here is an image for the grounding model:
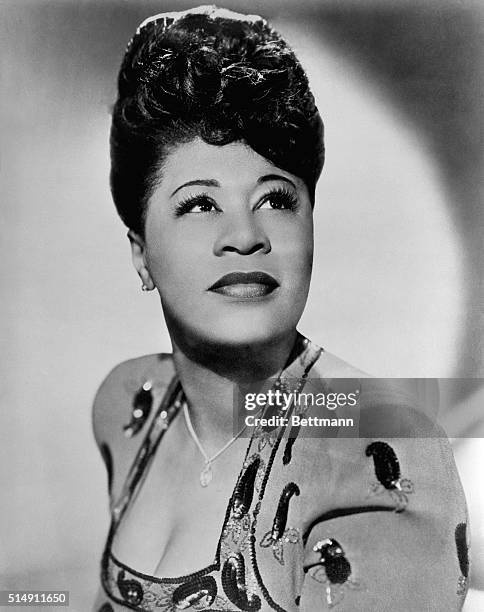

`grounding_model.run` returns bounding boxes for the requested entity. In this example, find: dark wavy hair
[110,6,324,236]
